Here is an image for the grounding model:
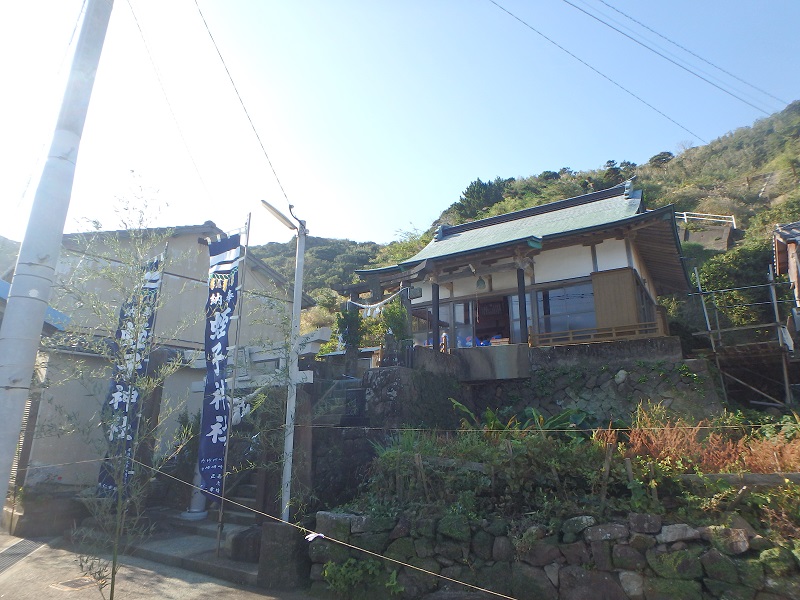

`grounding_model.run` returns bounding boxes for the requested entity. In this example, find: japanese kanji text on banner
[198,234,242,500]
[97,258,162,498]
